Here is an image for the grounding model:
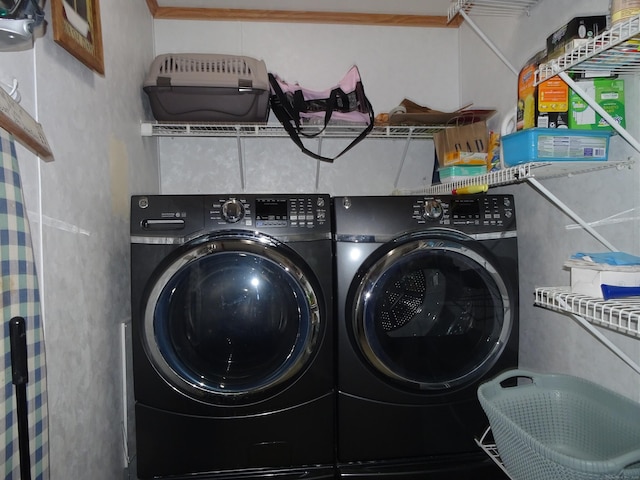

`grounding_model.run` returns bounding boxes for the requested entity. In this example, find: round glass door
[143,232,322,403]
[350,232,513,391]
